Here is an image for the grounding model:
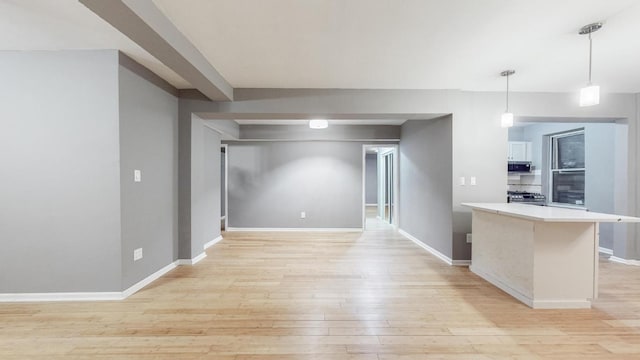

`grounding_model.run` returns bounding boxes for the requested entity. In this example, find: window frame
[548,129,586,208]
